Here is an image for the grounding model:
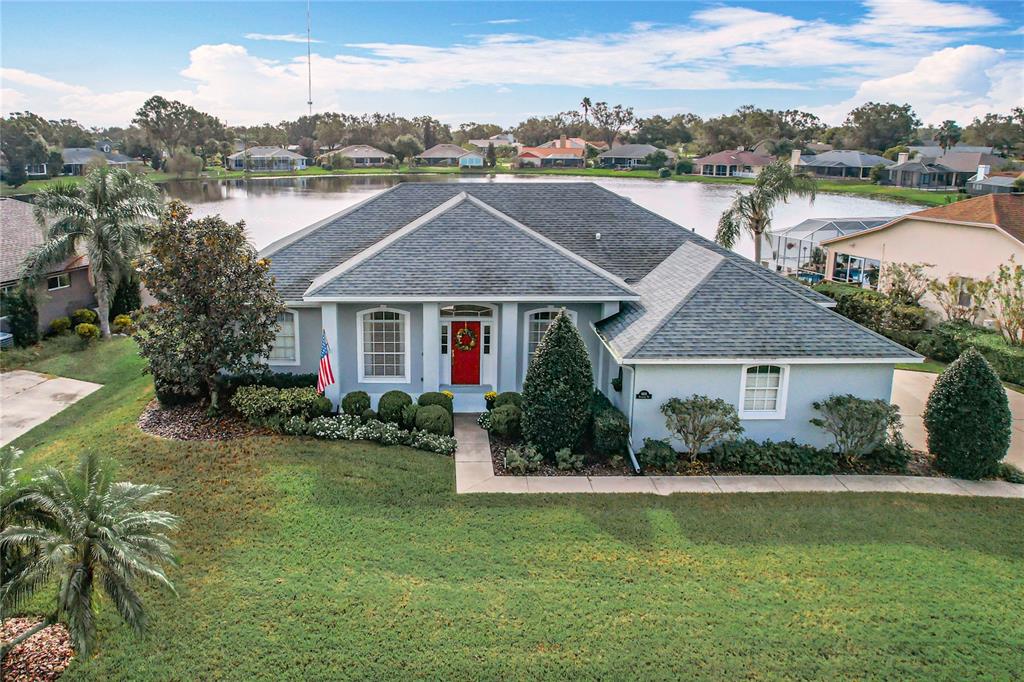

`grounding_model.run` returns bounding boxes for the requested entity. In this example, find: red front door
[451,321,481,385]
